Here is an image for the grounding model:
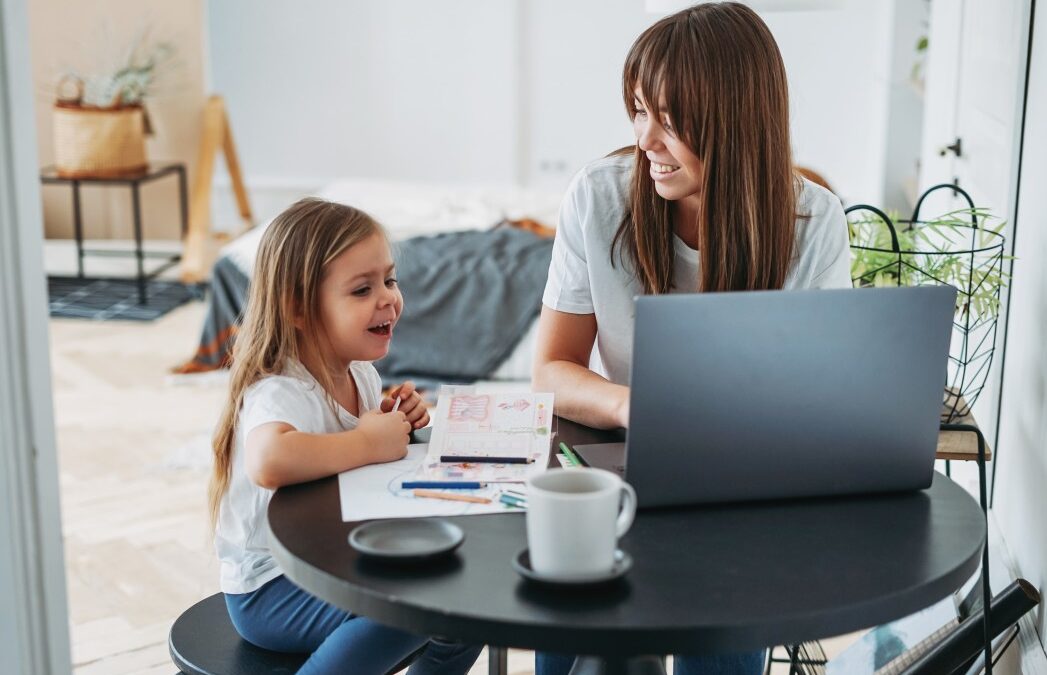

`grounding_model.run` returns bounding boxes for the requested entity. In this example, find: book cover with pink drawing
[422,386,554,482]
